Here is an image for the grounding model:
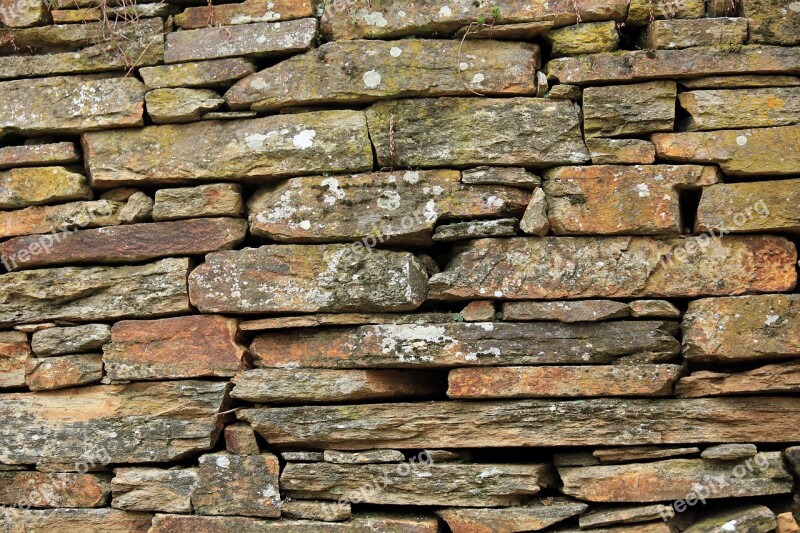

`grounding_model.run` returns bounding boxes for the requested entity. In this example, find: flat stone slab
[0,142,79,169]
[0,471,110,508]
[140,58,256,90]
[678,87,800,130]
[148,513,440,532]
[175,0,313,29]
[696,179,800,234]
[676,360,800,398]
[437,499,588,533]
[0,166,90,210]
[583,81,676,138]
